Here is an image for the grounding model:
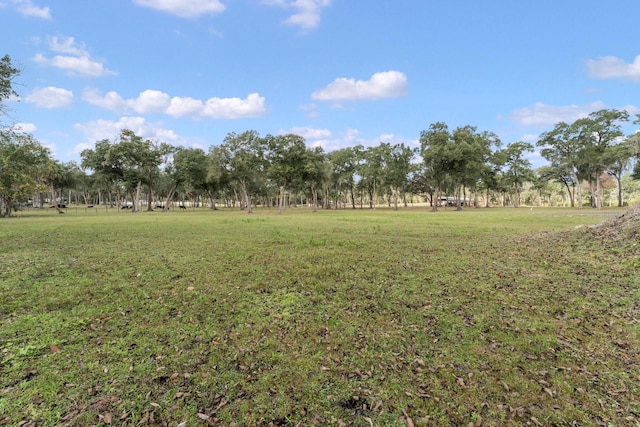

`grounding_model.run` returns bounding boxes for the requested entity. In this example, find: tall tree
[329,146,359,209]
[573,109,629,209]
[0,130,51,217]
[164,147,208,211]
[420,122,453,212]
[538,122,583,208]
[265,133,307,214]
[302,146,328,212]
[112,130,170,212]
[0,54,20,118]
[81,139,126,207]
[498,141,534,207]
[603,138,636,207]
[539,109,629,209]
[376,142,415,210]
[217,130,265,213]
